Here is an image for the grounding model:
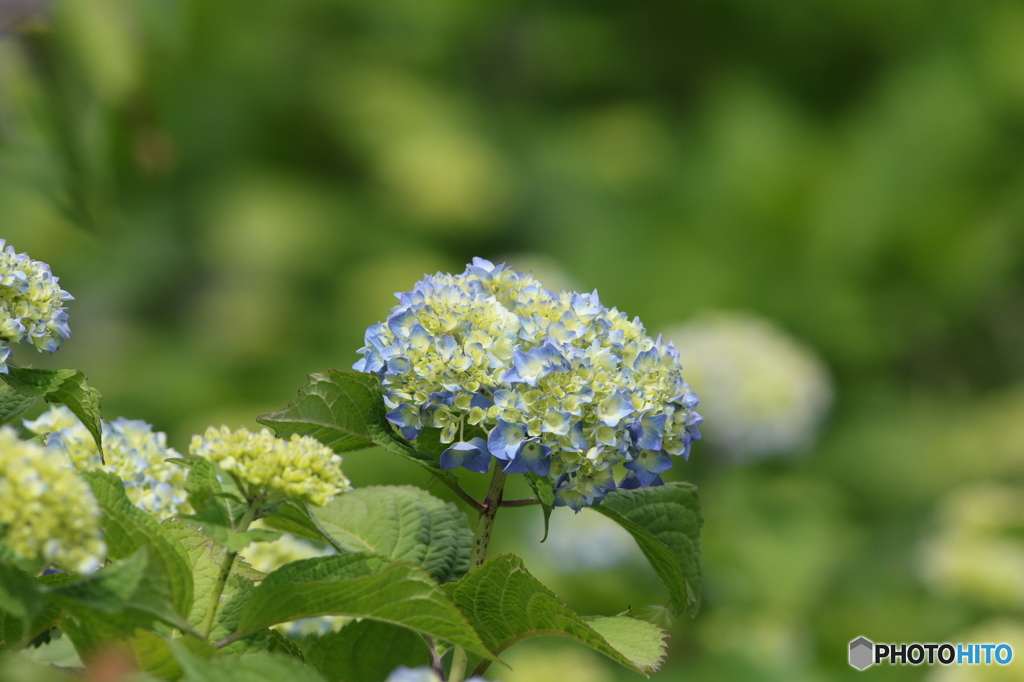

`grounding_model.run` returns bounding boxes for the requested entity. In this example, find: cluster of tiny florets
[0,240,73,372]
[354,258,702,510]
[24,406,192,520]
[0,426,105,572]
[190,426,351,506]
[664,313,832,461]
